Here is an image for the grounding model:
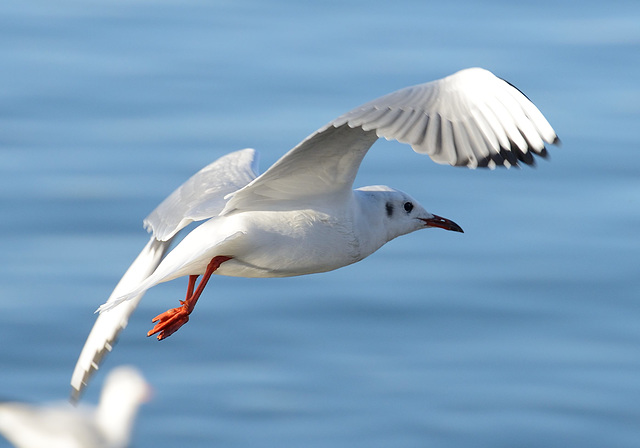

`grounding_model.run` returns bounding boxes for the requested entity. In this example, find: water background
[1,1,639,447]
